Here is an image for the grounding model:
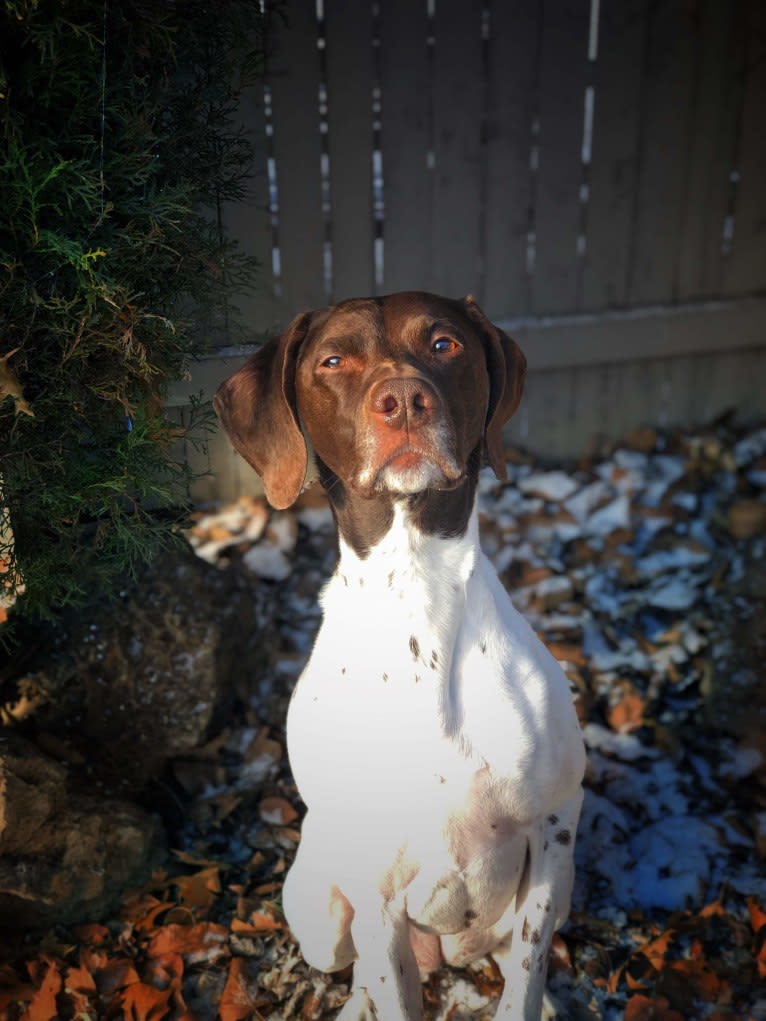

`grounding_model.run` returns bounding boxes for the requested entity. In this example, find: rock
[35,544,257,788]
[0,734,163,930]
